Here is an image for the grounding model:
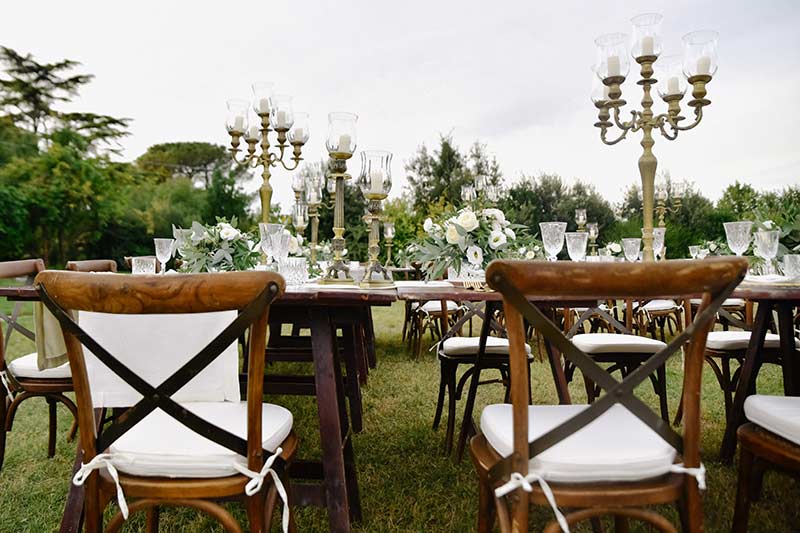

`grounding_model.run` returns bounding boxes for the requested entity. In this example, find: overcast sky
[3,0,798,212]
